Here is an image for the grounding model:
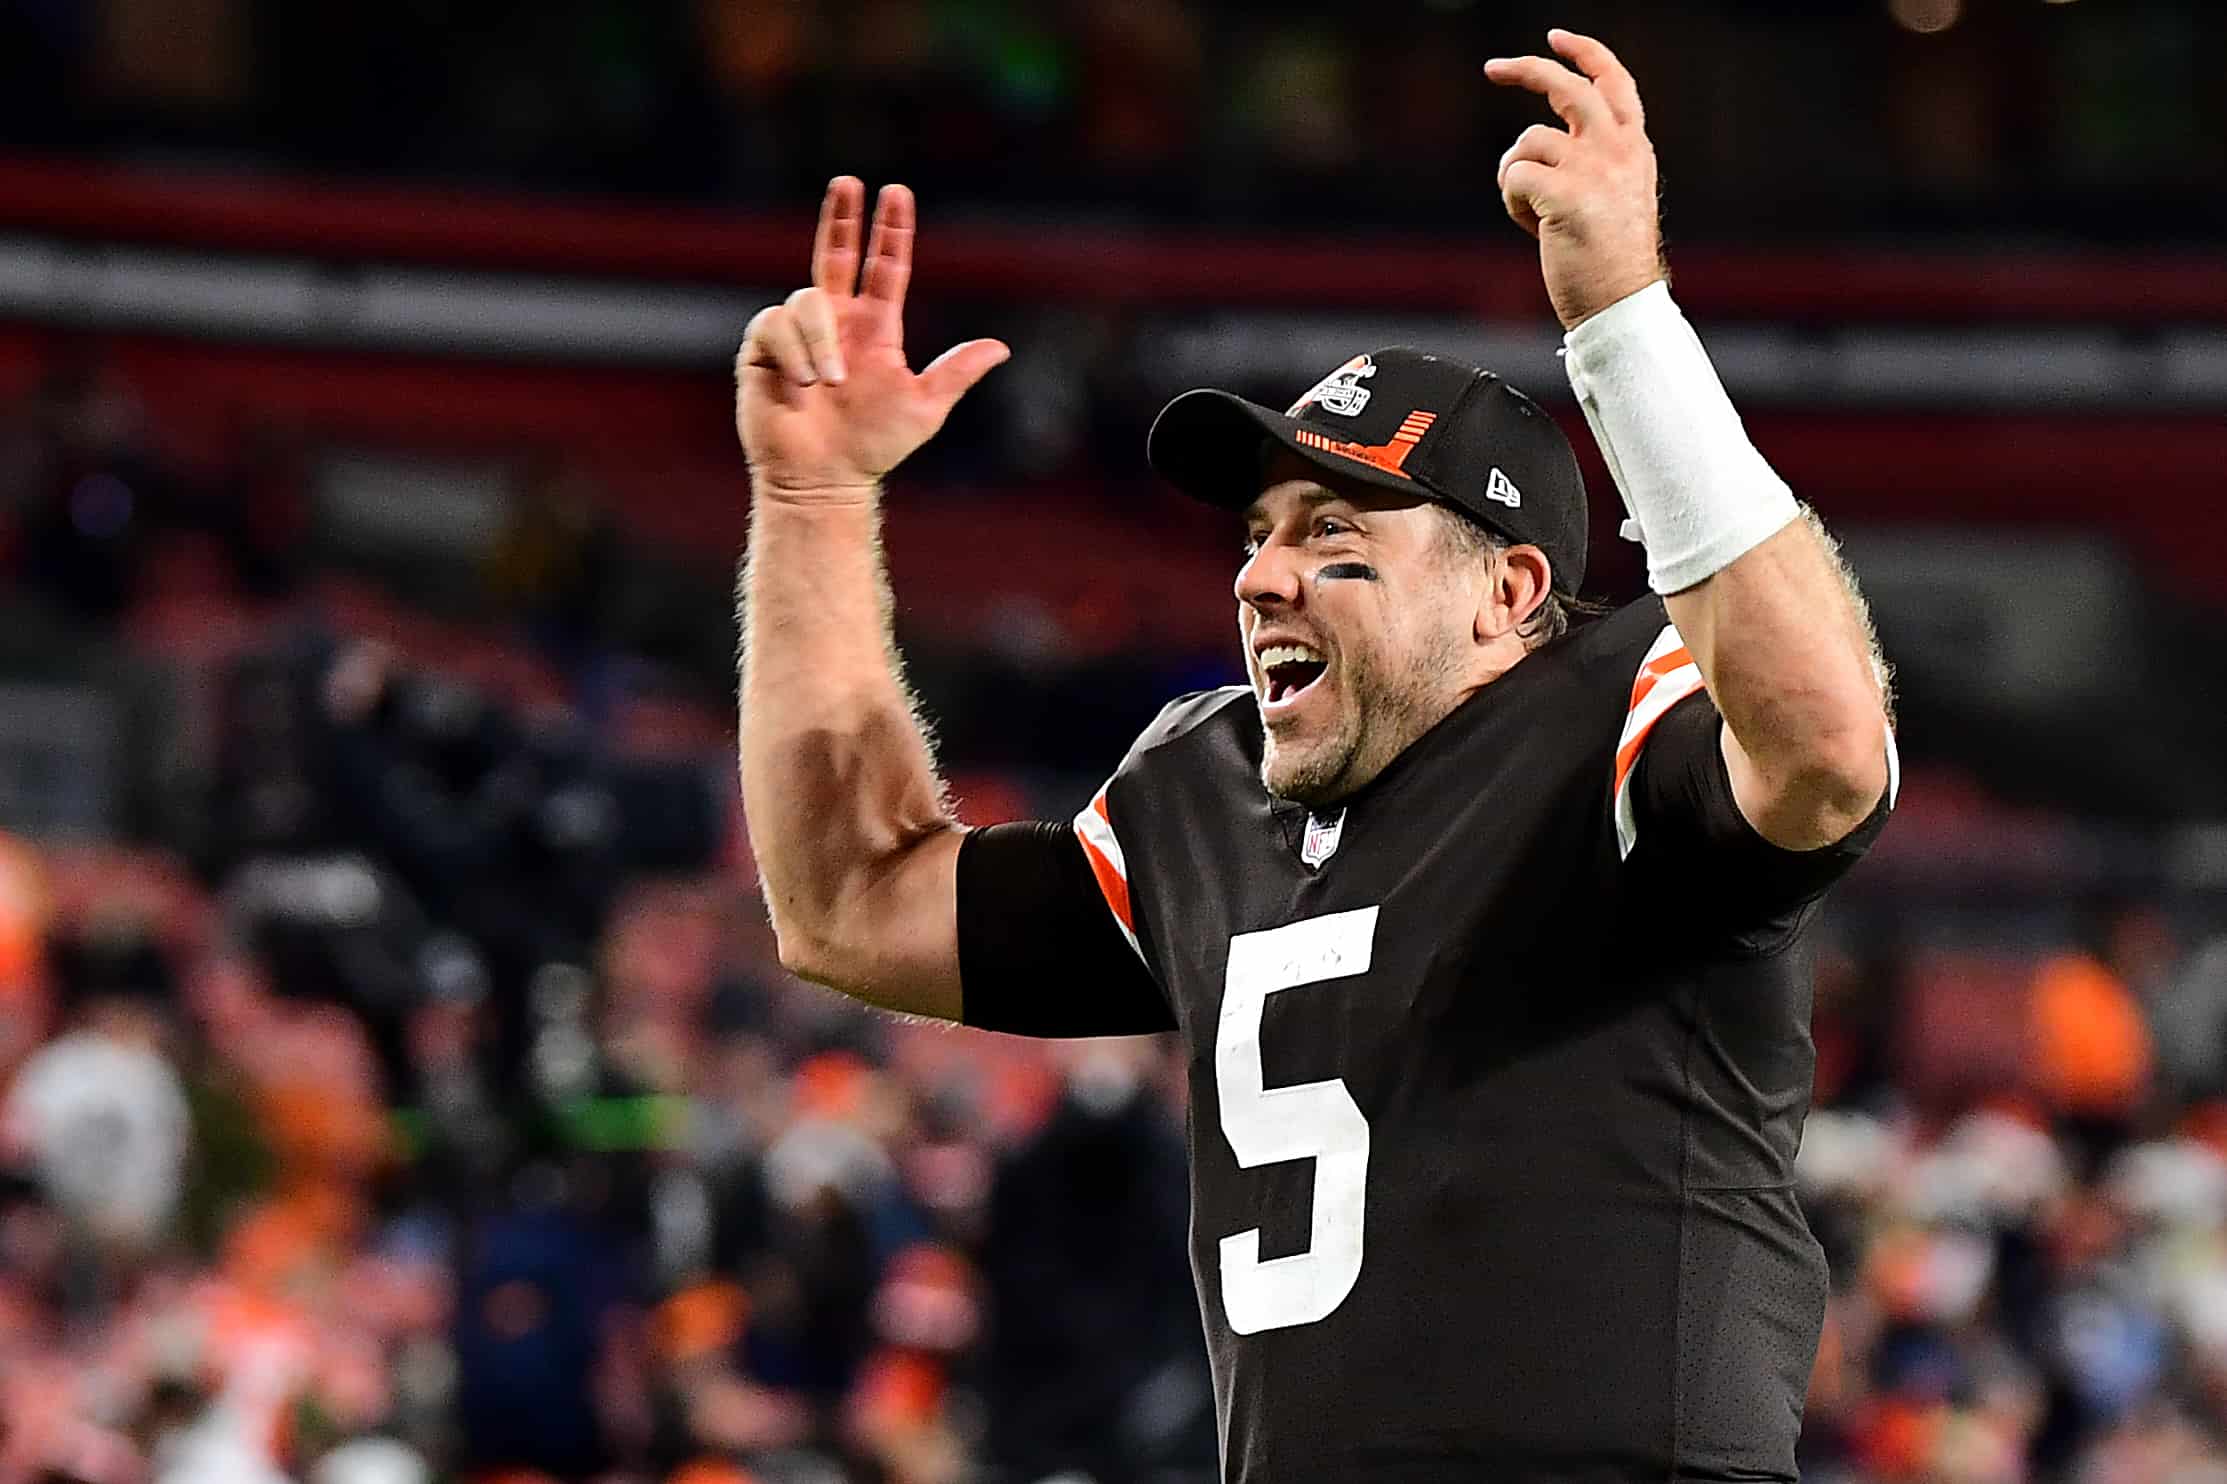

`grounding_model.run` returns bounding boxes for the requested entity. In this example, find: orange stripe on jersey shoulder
[1074,792,1135,933]
[1626,644,1695,711]
[1613,624,1709,859]
[1076,835,1133,933]
[1613,633,1706,803]
[1615,674,1703,779]
[1611,725,1654,798]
